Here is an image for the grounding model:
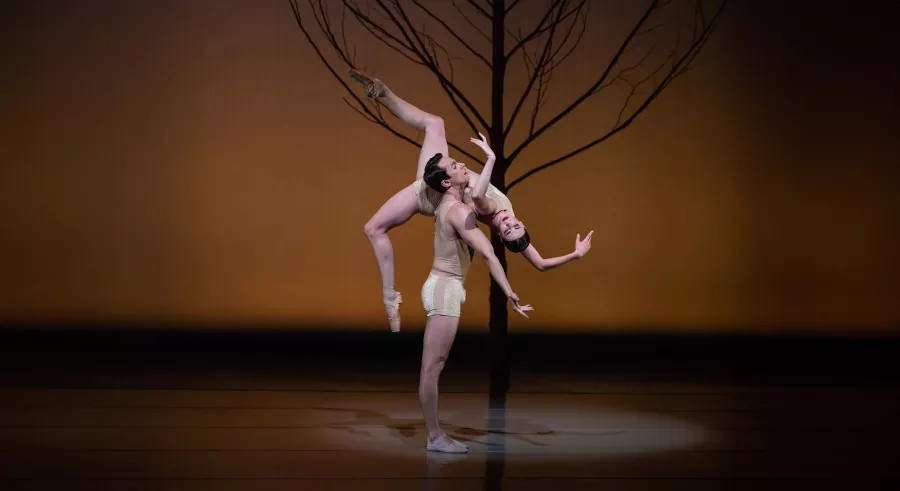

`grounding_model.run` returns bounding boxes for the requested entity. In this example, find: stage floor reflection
[1,329,898,489]
[2,379,899,490]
